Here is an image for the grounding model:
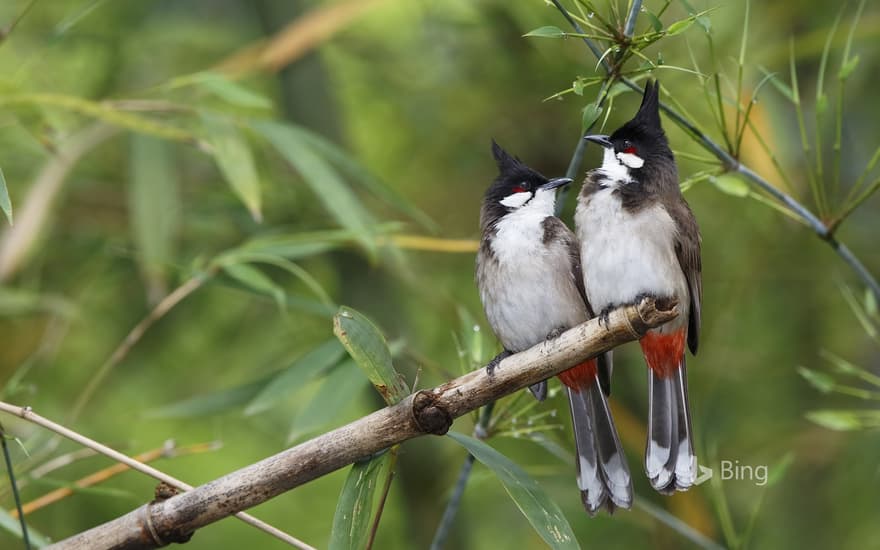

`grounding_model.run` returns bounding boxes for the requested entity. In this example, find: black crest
[609,79,672,161]
[633,79,661,128]
[480,141,549,228]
